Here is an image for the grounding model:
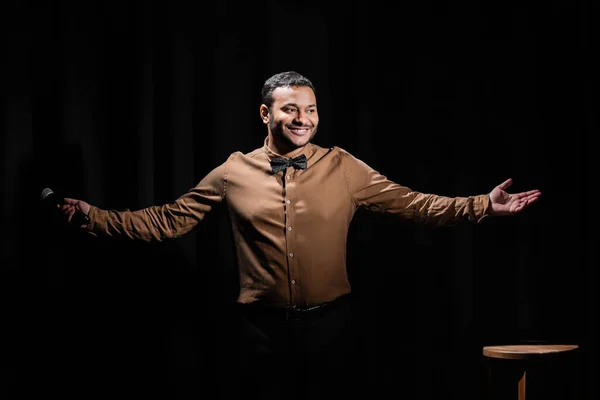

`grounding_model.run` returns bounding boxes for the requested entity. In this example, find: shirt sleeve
[339,148,492,225]
[86,154,233,241]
